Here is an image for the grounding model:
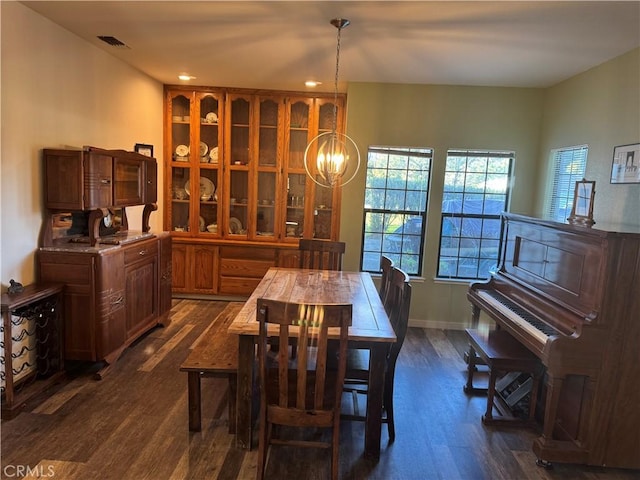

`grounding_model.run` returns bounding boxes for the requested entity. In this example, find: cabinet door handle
[112,296,124,305]
[138,250,147,256]
[100,178,111,185]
